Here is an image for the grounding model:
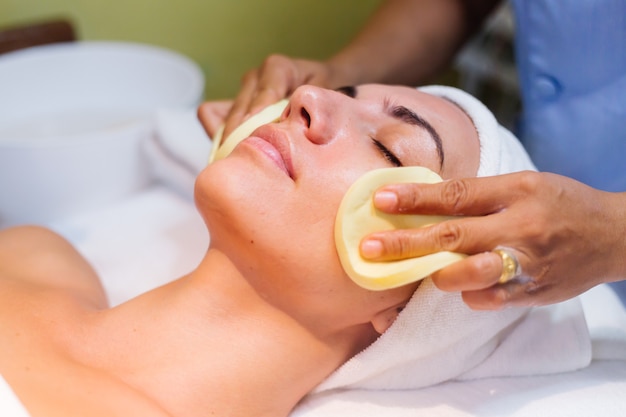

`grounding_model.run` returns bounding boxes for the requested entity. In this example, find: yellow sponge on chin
[335,166,465,291]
